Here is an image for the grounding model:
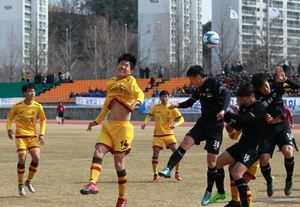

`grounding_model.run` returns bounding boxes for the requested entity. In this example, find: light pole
[94,26,97,79]
[125,24,128,53]
[66,28,68,71]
